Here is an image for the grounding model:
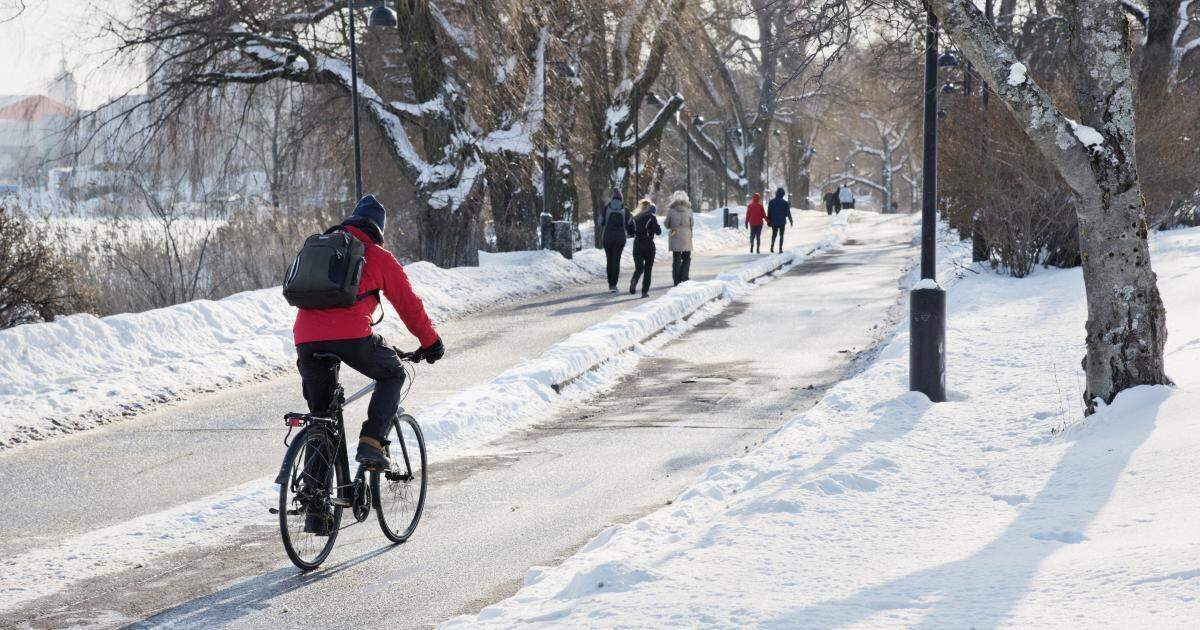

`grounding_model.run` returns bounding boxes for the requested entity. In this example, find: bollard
[551,221,574,259]
[539,212,553,249]
[723,207,731,227]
